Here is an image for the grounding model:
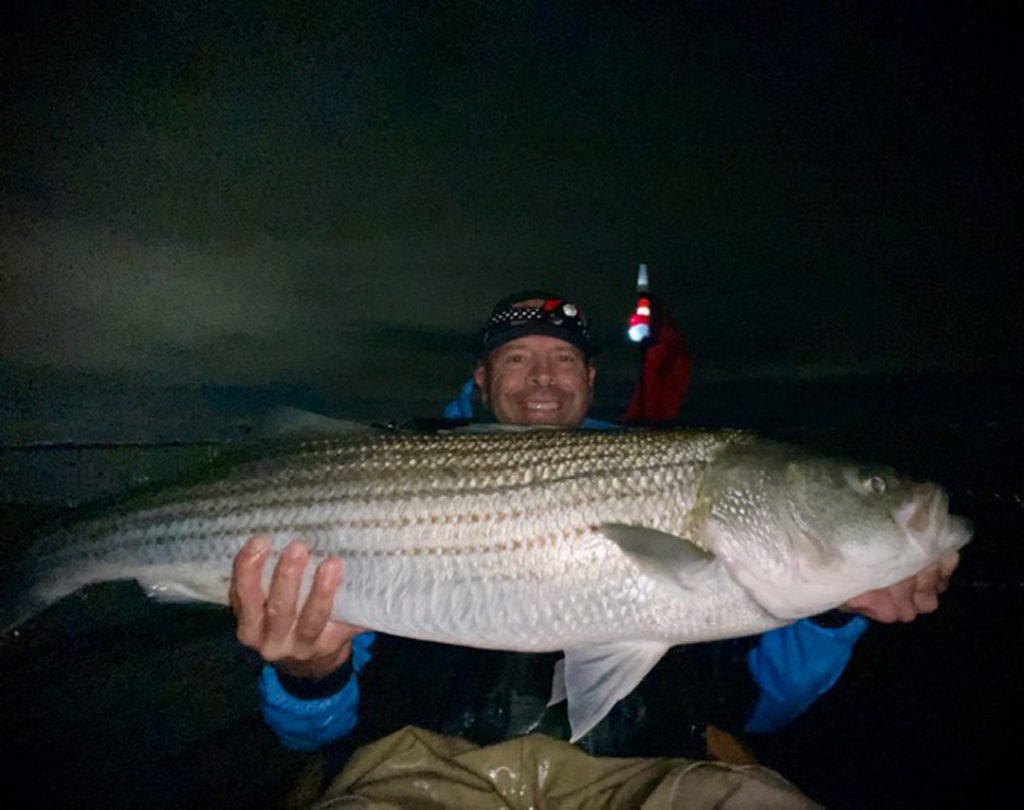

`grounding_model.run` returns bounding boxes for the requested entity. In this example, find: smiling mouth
[524,399,563,410]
